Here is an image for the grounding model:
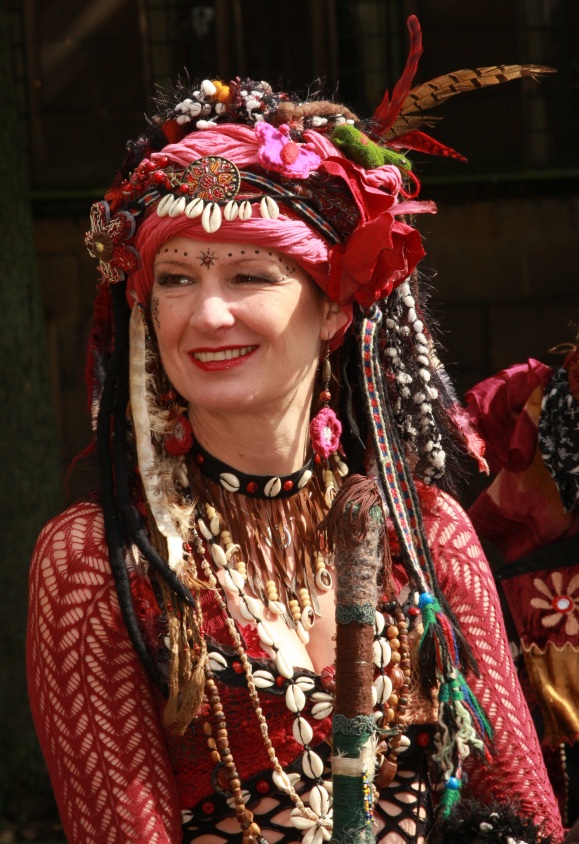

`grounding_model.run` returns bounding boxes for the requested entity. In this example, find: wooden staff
[322,475,385,844]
